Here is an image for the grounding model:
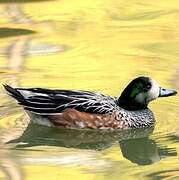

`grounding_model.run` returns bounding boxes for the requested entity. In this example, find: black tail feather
[3,84,24,103]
